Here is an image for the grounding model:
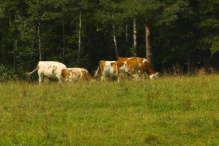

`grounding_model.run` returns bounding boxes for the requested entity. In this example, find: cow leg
[38,76,43,85]
[143,73,146,80]
[100,75,105,81]
[141,72,146,80]
[117,72,120,83]
[117,72,127,82]
[37,71,44,85]
[44,76,50,84]
[100,76,103,81]
[58,79,63,84]
[117,69,121,82]
[57,76,65,84]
